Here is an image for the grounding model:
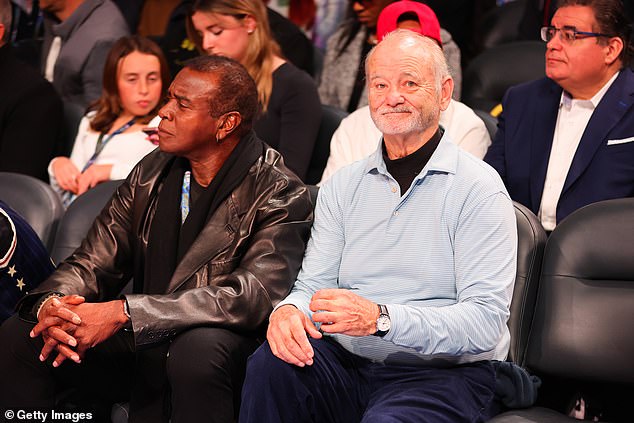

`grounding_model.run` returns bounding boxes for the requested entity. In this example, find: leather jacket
[25,144,313,347]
